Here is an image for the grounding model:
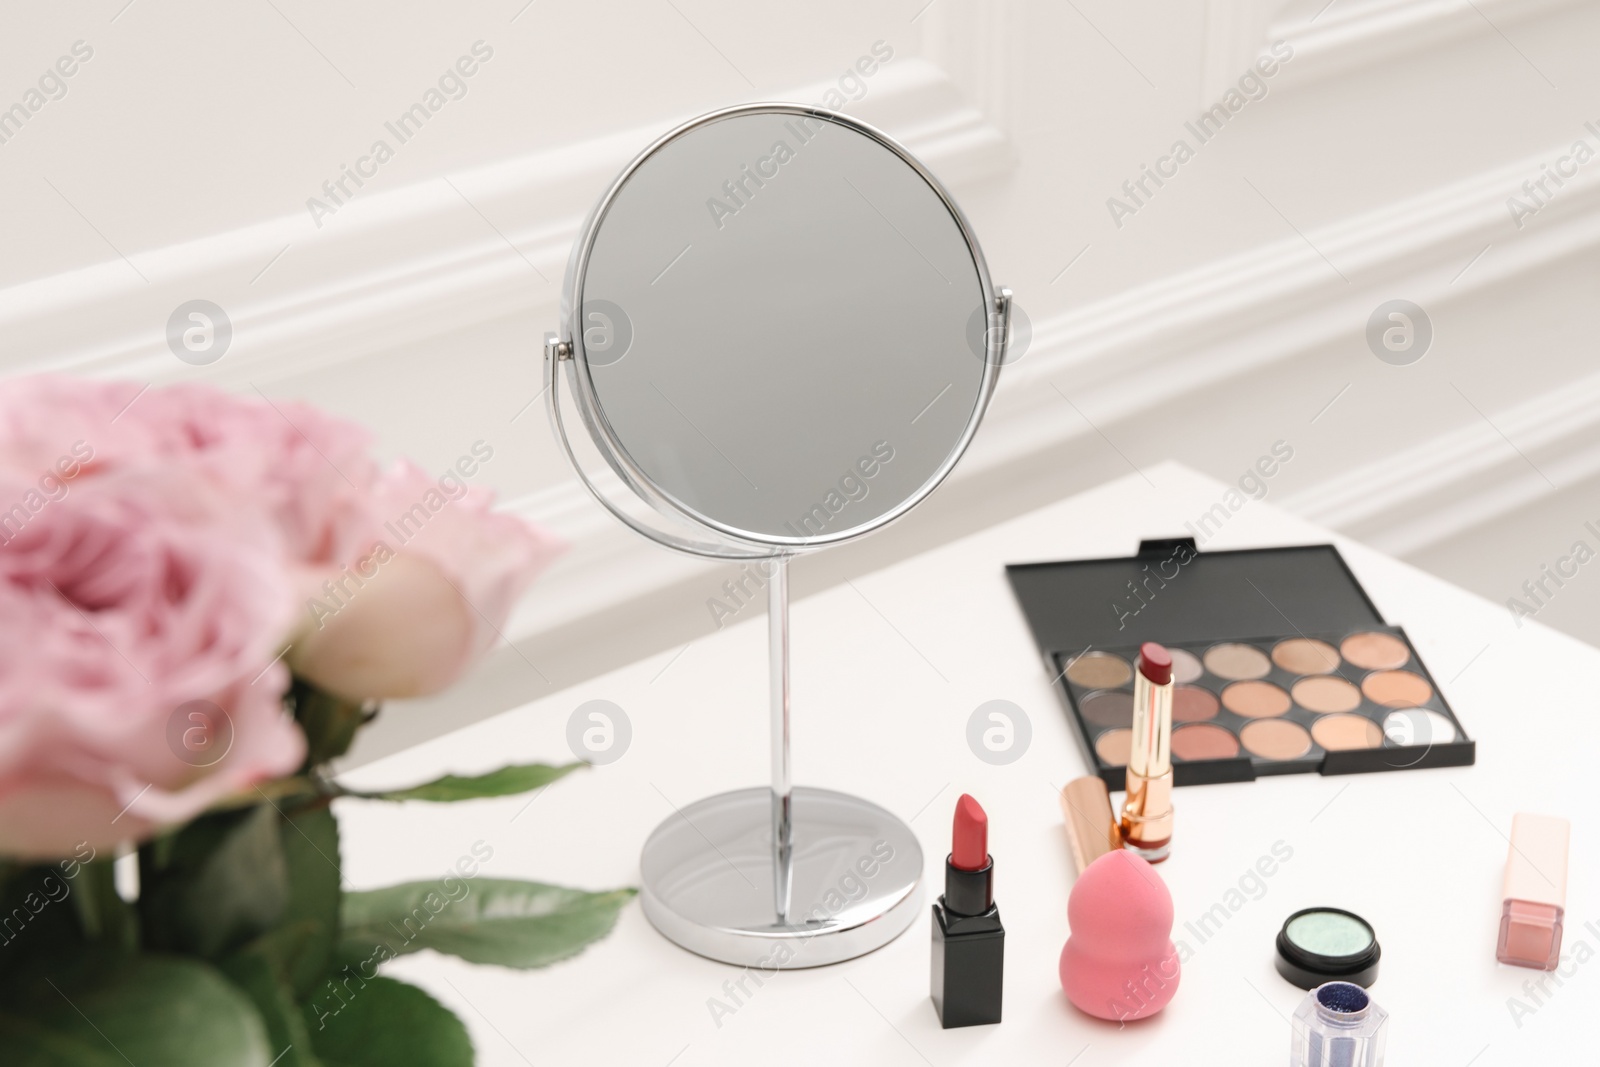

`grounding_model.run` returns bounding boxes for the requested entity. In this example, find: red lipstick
[930,793,1004,1028]
[1138,641,1173,685]
[952,793,987,871]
